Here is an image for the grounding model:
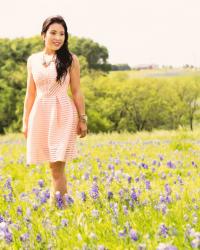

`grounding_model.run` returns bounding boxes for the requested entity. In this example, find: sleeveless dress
[26,51,79,165]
